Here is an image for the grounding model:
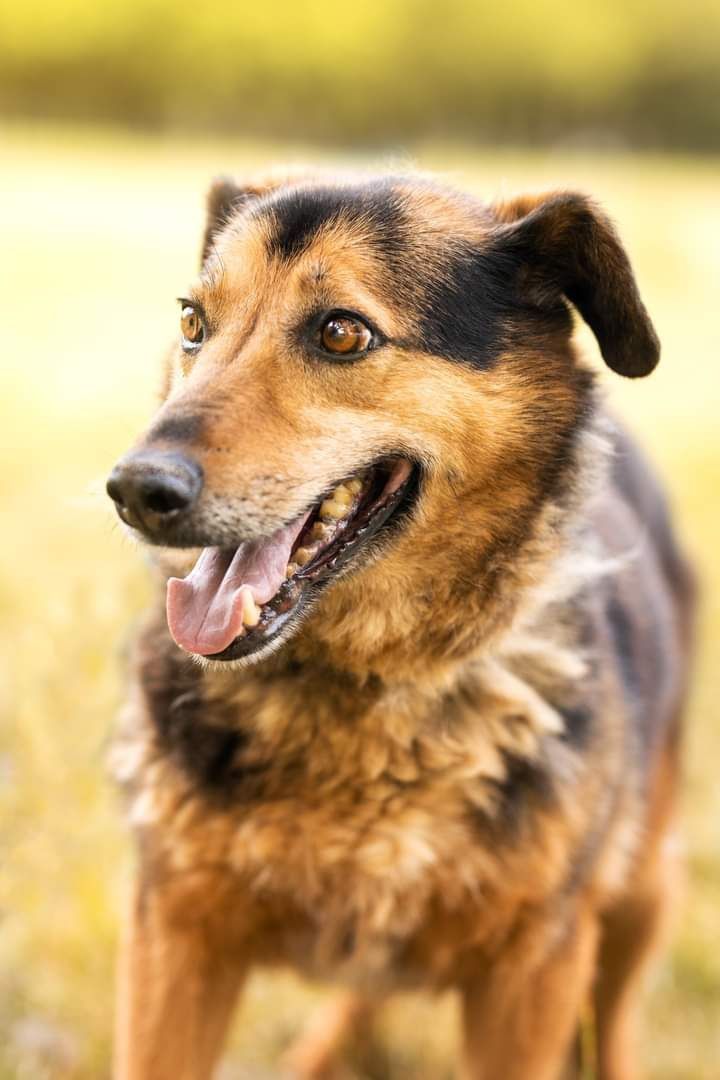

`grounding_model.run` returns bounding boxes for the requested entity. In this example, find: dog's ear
[491,192,659,378]
[201,169,320,266]
[201,176,267,265]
